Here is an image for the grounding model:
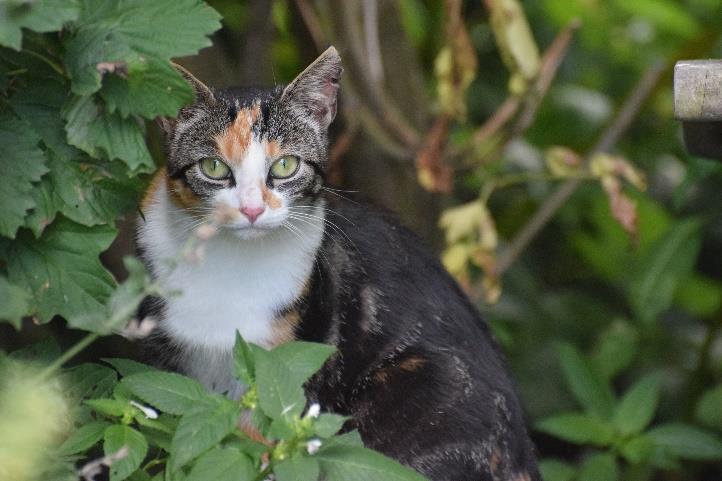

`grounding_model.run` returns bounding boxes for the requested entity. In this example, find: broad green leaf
[4,218,116,327]
[58,421,109,455]
[255,347,306,419]
[101,56,194,119]
[63,362,118,400]
[628,219,701,324]
[619,434,654,464]
[648,423,722,461]
[577,453,618,481]
[536,413,615,446]
[539,459,575,481]
[316,444,427,481]
[8,336,60,363]
[103,424,148,481]
[314,413,349,438]
[591,320,638,381]
[63,95,154,172]
[233,330,255,384]
[170,397,240,470]
[612,374,660,435]
[558,343,615,418]
[122,371,209,415]
[675,274,722,318]
[86,398,131,417]
[272,341,336,383]
[275,454,320,481]
[64,0,221,95]
[0,0,80,50]
[104,358,158,377]
[0,113,48,238]
[185,447,255,481]
[0,276,30,329]
[696,384,722,430]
